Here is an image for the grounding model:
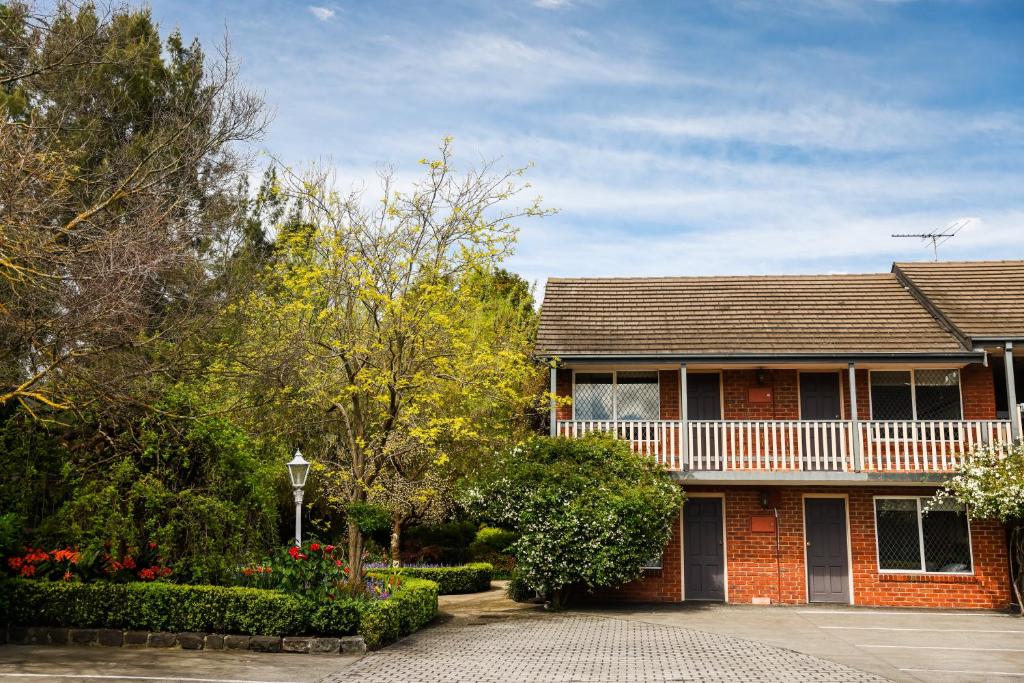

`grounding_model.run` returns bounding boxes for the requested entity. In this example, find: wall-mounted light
[756,368,768,385]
